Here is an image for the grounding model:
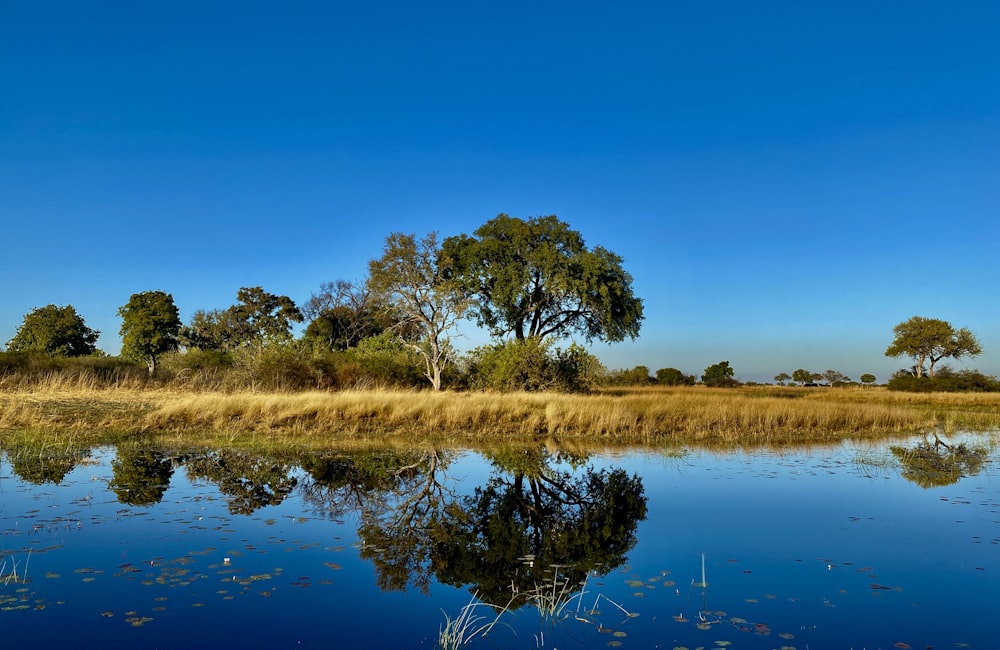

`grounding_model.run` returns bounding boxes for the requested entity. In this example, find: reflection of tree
[8,451,81,485]
[433,448,648,607]
[185,449,297,514]
[891,436,989,488]
[295,446,647,604]
[109,444,176,505]
[356,449,452,594]
[297,450,426,521]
